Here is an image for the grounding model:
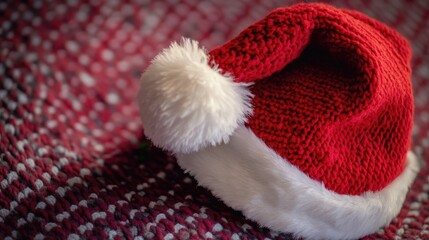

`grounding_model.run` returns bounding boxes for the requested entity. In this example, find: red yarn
[209,4,413,195]
[1,1,427,239]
